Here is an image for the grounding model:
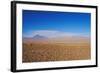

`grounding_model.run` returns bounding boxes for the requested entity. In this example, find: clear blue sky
[22,10,91,37]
